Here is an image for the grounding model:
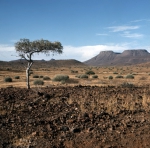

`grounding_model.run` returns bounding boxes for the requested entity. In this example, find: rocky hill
[84,49,150,66]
